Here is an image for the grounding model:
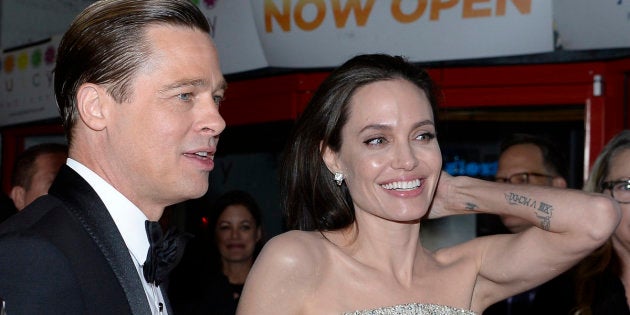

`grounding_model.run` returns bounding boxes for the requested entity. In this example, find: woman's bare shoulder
[256,230,328,272]
[239,231,331,313]
[266,230,327,249]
